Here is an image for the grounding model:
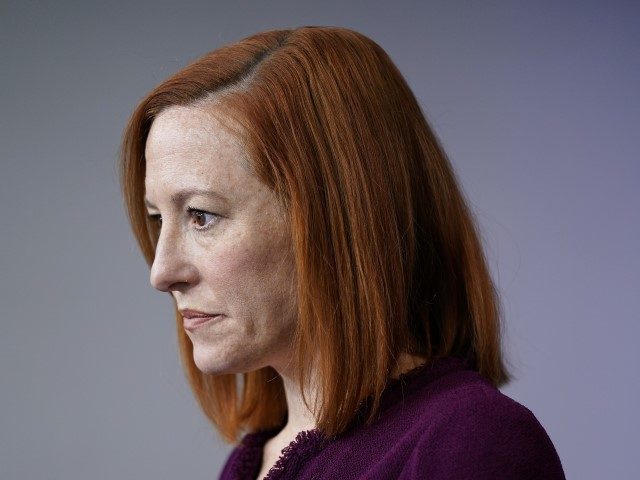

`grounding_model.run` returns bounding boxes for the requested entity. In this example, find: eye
[147,214,162,226]
[187,207,218,231]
